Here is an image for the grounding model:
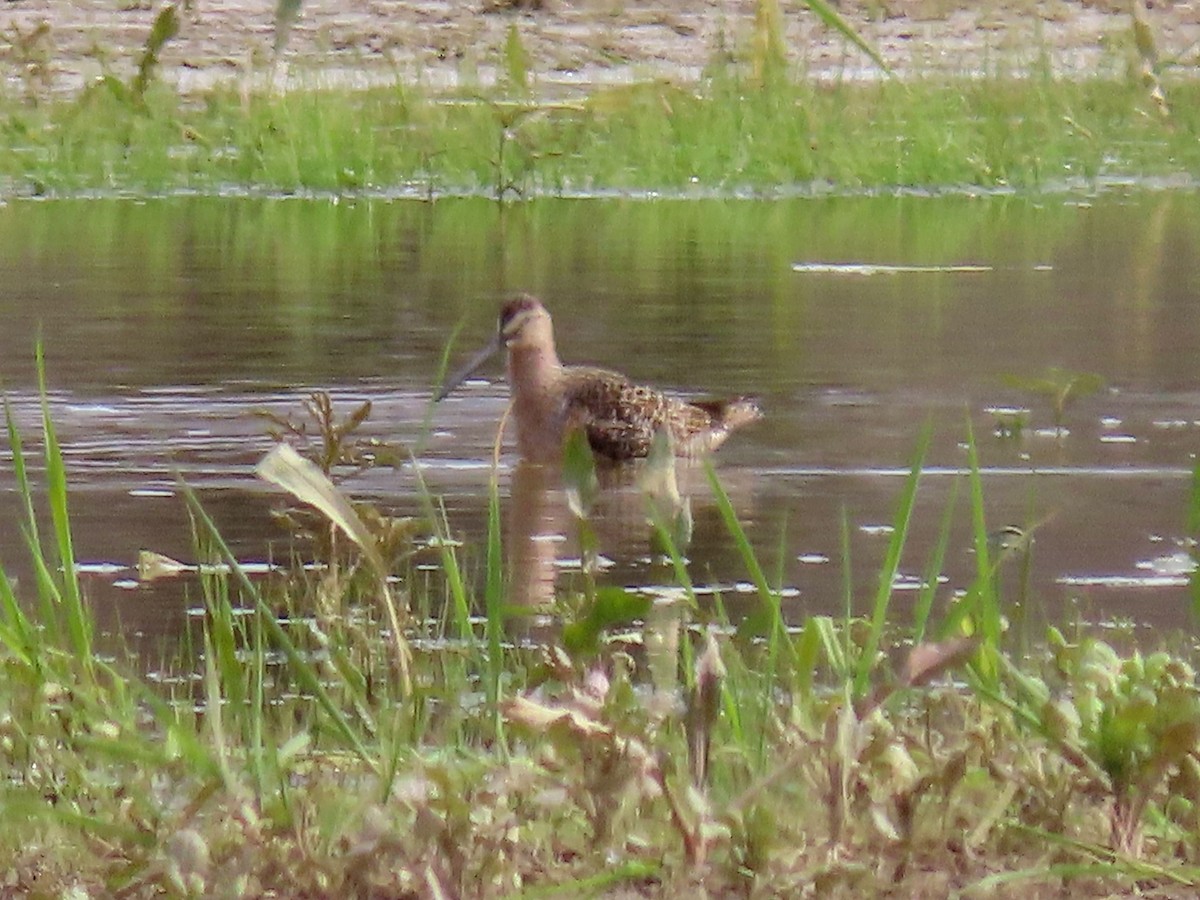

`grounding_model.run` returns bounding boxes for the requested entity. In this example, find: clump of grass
[1,62,1197,196]
[1002,367,1105,435]
[3,0,1192,196]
